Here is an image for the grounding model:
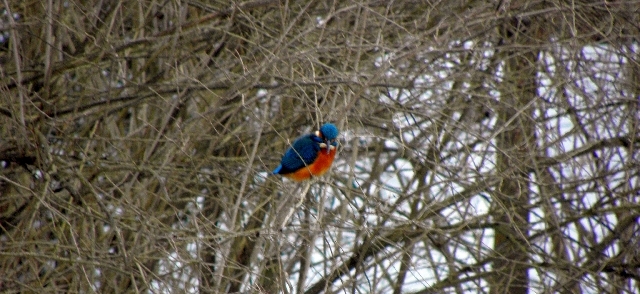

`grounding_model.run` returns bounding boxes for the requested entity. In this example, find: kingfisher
[272,123,339,181]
